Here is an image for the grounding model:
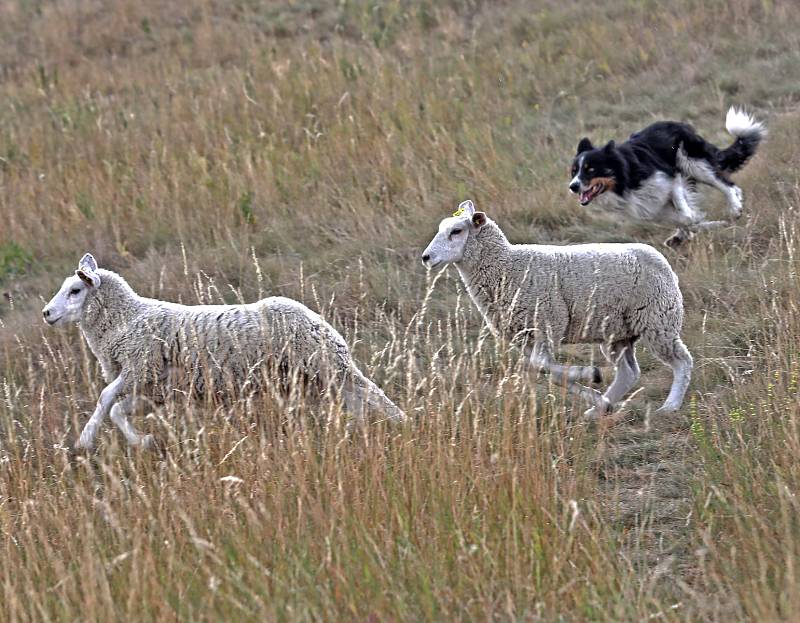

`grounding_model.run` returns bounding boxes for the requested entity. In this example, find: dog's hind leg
[697,172,742,220]
[695,220,728,231]
[678,148,743,219]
